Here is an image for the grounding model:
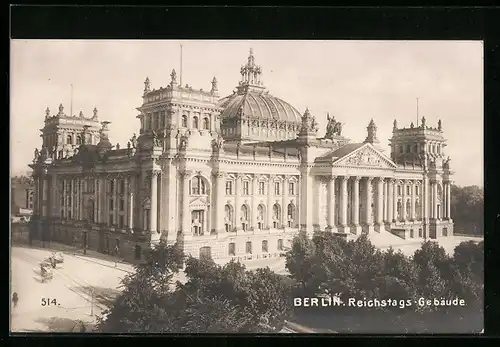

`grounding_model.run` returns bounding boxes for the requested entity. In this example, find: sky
[10,40,483,187]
